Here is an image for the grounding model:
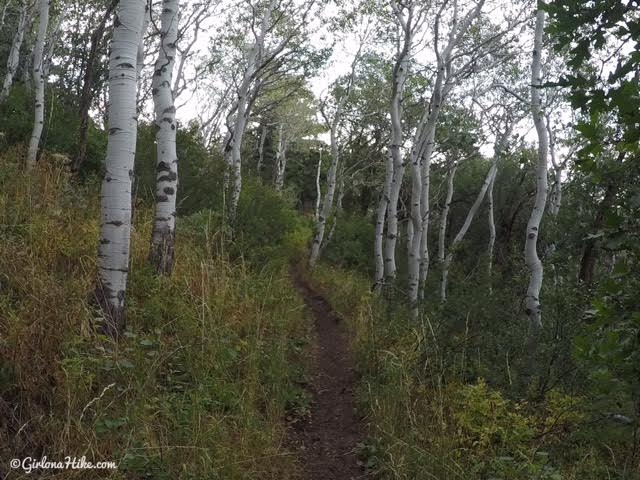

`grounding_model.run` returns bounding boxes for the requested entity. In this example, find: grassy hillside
[0,149,313,479]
